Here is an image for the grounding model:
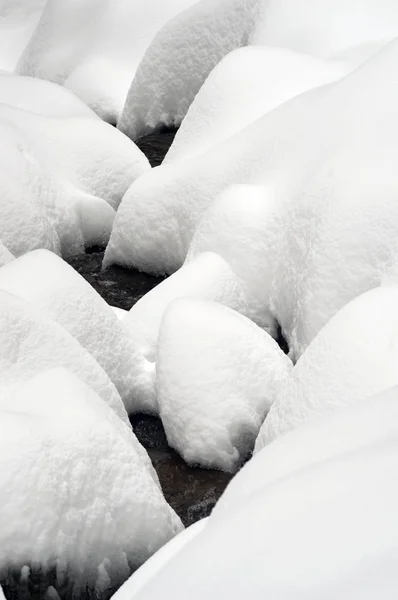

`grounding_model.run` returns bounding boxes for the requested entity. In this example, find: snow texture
[218,387,398,515]
[118,252,248,413]
[0,0,46,71]
[123,434,398,599]
[0,241,14,268]
[0,290,127,424]
[17,0,198,123]
[0,250,153,413]
[112,519,207,600]
[108,37,398,360]
[0,369,182,597]
[157,299,292,472]
[111,306,128,320]
[118,0,398,139]
[261,285,398,446]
